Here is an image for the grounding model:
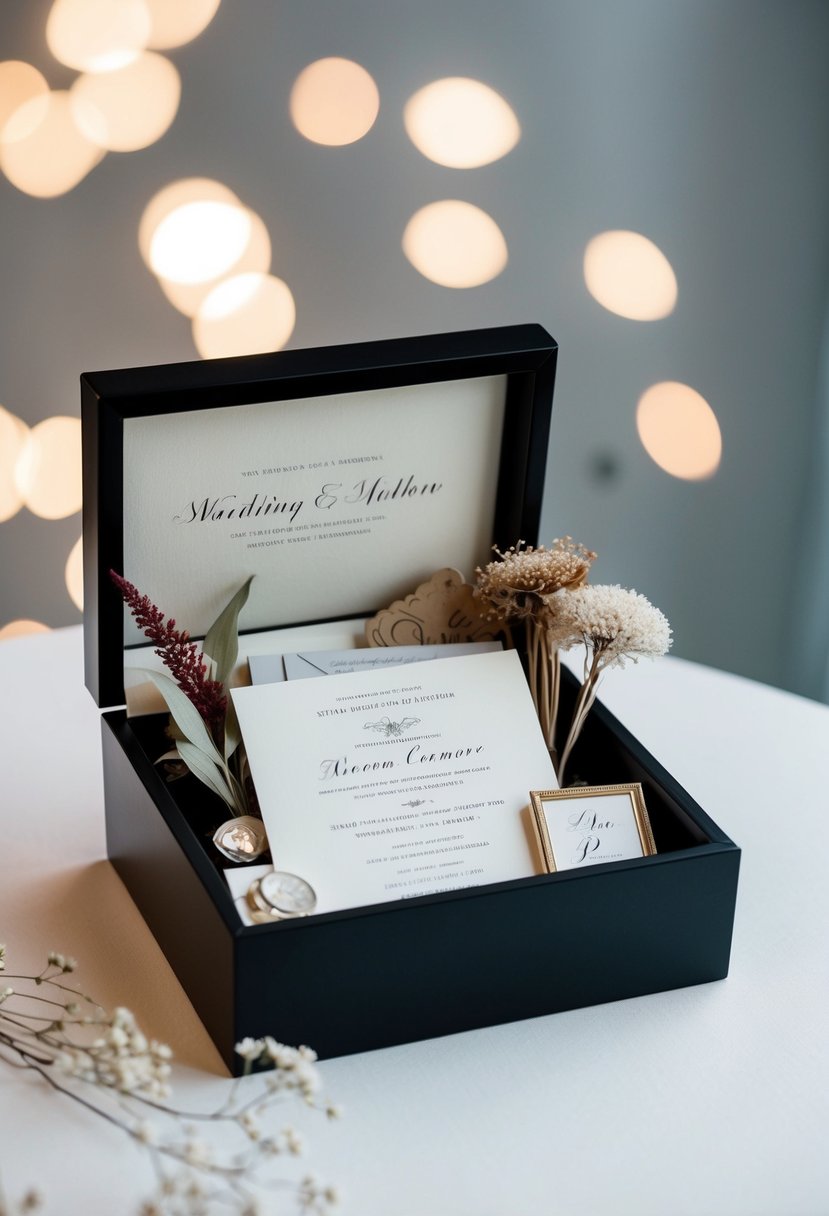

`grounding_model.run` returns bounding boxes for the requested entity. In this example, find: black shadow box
[82,324,740,1073]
